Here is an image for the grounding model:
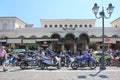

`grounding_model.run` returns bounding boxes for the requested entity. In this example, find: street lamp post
[92,3,114,70]
[0,37,2,47]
